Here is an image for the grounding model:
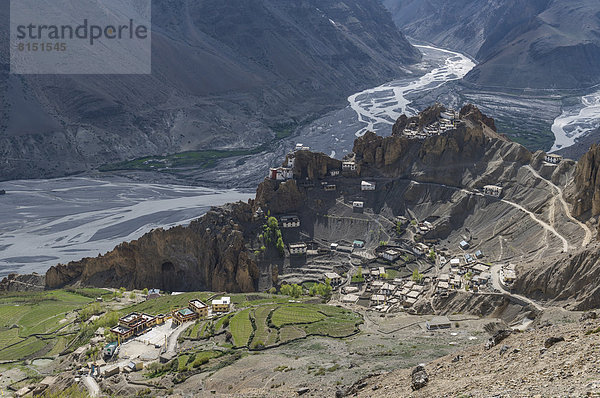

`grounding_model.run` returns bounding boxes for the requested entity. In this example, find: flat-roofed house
[324,272,342,286]
[172,308,198,325]
[483,185,503,198]
[382,249,401,262]
[459,240,470,250]
[353,240,365,248]
[426,316,451,330]
[212,297,231,313]
[342,161,356,171]
[330,169,340,177]
[370,294,386,305]
[110,325,134,341]
[361,181,376,191]
[289,242,308,255]
[188,299,209,318]
[352,201,364,209]
[280,216,300,228]
[545,153,563,164]
[118,312,155,335]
